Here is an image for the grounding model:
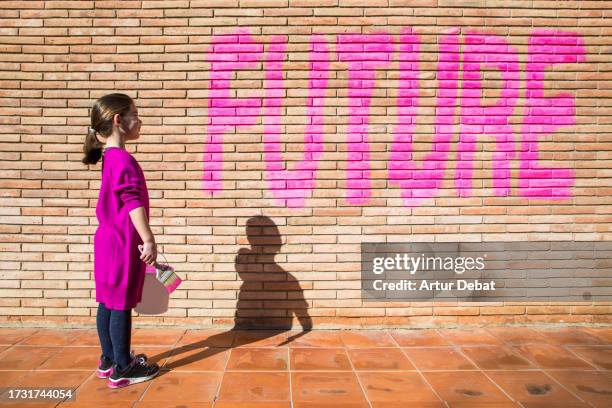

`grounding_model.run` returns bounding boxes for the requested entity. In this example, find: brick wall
[0,0,610,328]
